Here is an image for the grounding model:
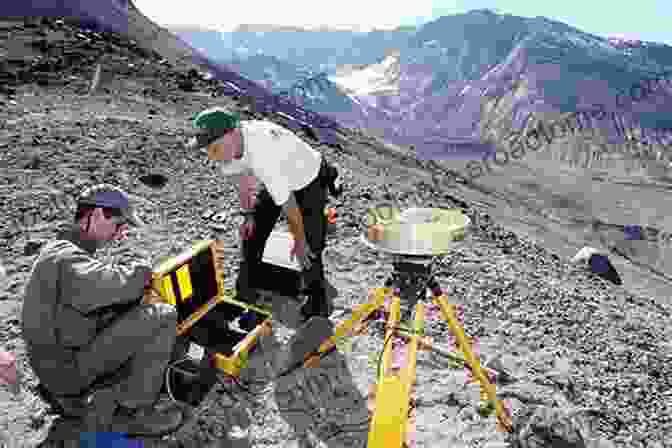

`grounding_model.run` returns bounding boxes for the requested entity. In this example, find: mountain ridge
[172,9,672,159]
